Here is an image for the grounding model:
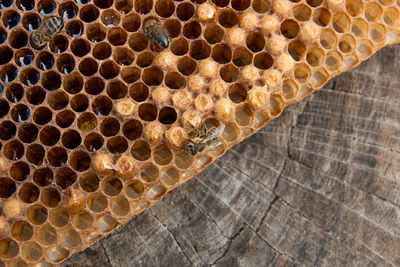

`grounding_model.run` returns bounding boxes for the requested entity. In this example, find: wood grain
[62,44,400,267]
